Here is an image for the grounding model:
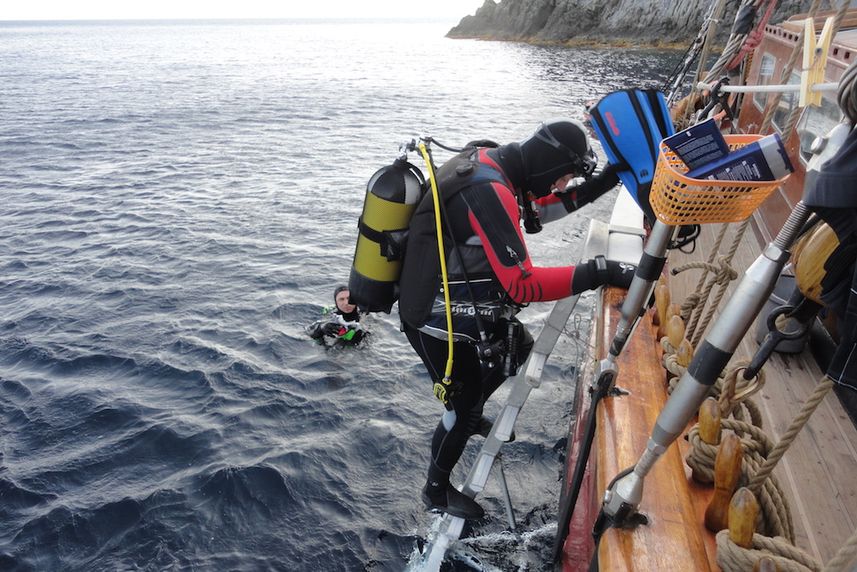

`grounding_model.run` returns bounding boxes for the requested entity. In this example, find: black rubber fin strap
[643,89,670,141]
[625,88,657,162]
